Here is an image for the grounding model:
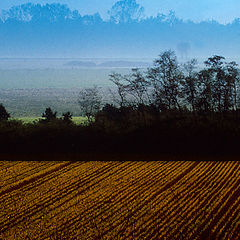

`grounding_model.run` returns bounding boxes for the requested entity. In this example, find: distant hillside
[98,61,151,68]
[64,60,152,68]
[64,61,97,68]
